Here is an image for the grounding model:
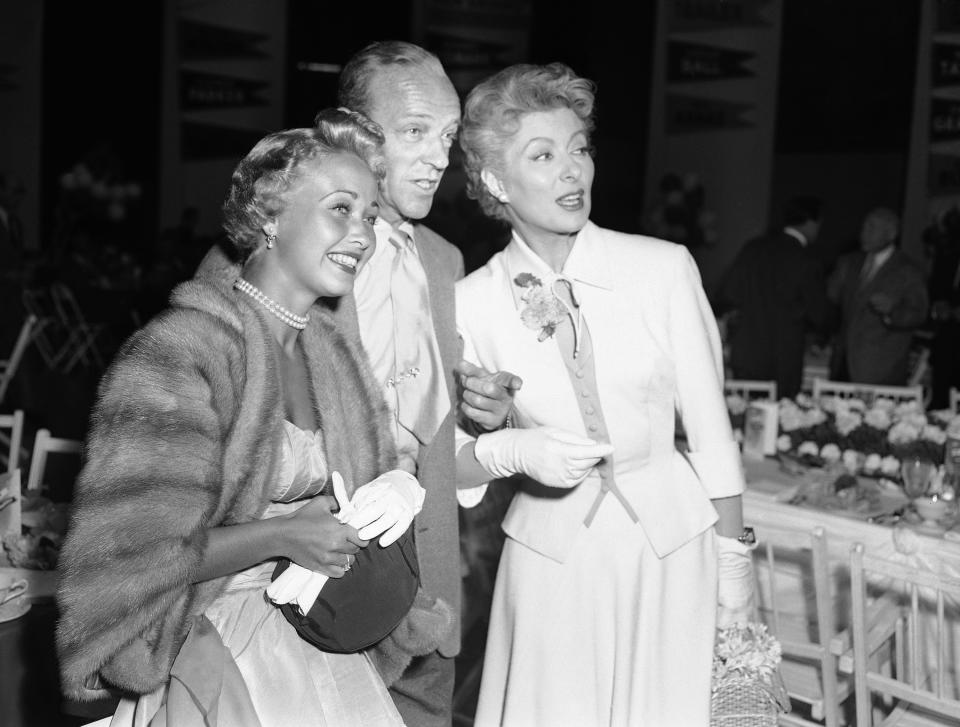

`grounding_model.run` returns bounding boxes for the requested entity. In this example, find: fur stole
[56,277,396,700]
